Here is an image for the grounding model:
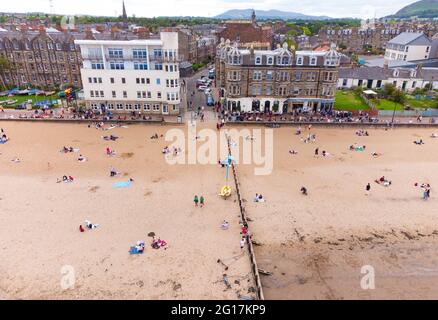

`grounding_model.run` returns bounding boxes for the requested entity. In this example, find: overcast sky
[1,0,419,18]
